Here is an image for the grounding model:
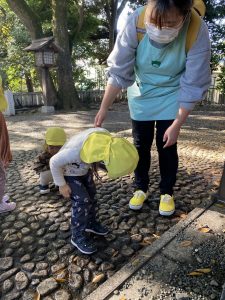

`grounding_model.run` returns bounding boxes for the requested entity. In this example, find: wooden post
[218,162,225,202]
[41,67,57,113]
